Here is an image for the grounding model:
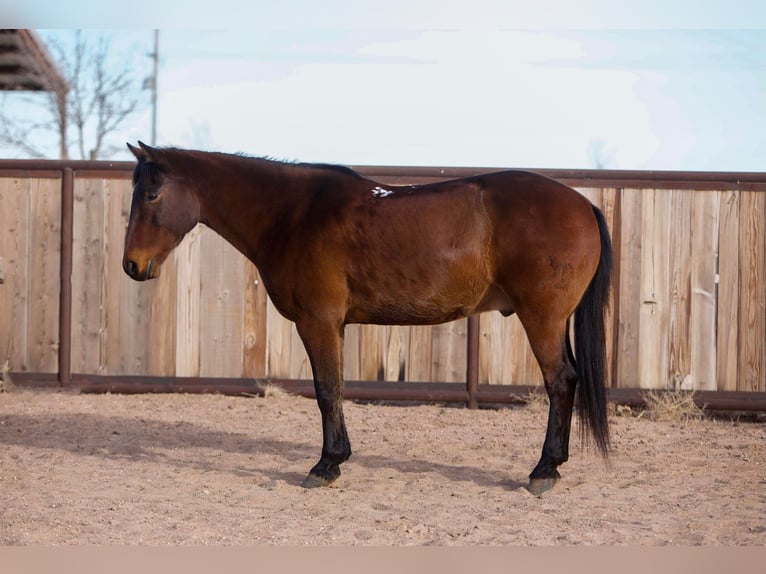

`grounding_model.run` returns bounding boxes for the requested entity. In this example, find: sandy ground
[0,388,764,545]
